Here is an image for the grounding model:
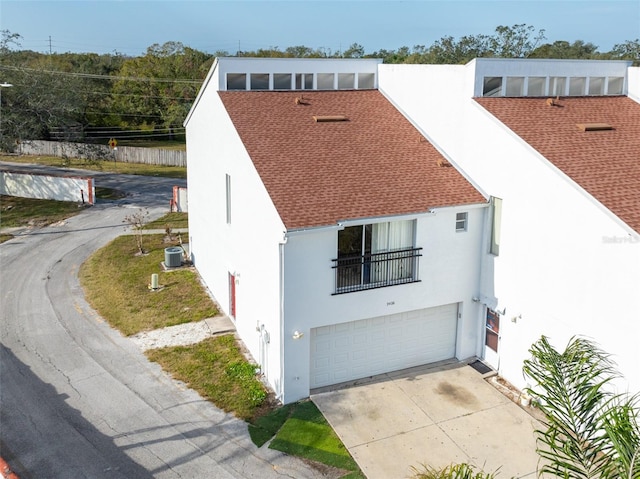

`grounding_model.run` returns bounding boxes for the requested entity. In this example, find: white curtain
[371,220,414,282]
